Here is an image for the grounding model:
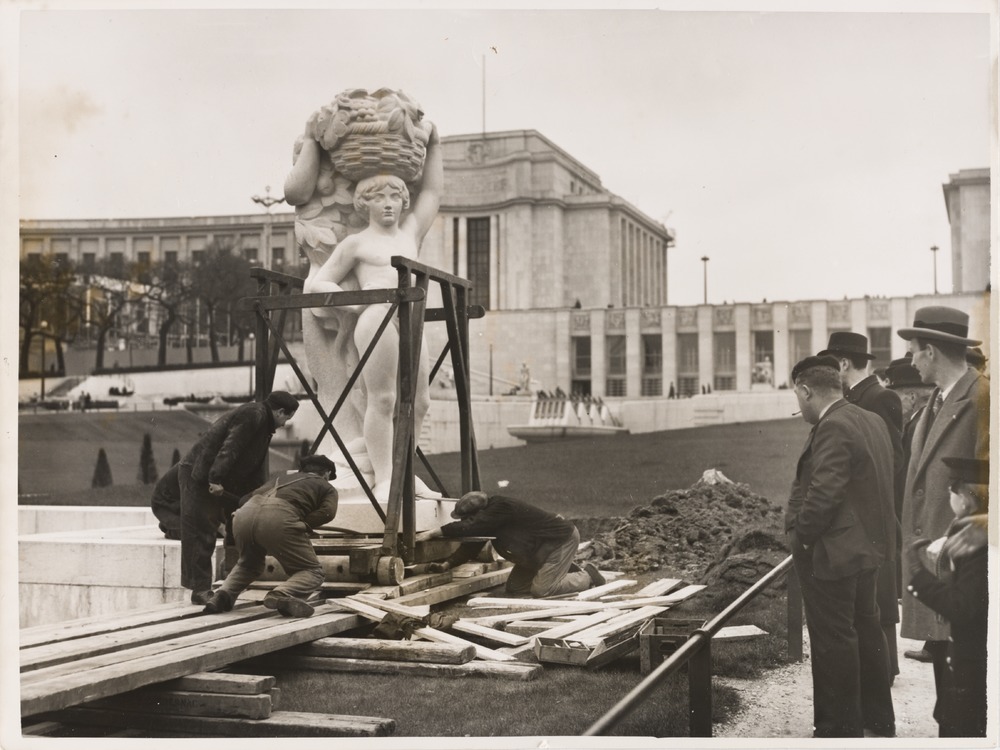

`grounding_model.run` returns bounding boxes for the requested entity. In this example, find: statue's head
[353,174,411,214]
